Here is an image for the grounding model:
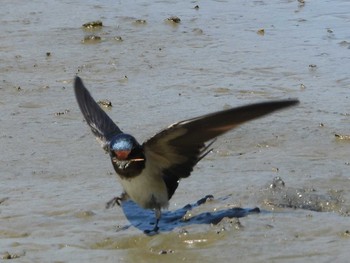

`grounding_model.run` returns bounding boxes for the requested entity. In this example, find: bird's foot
[144,215,160,235]
[144,224,159,235]
[106,197,121,209]
[106,192,128,209]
